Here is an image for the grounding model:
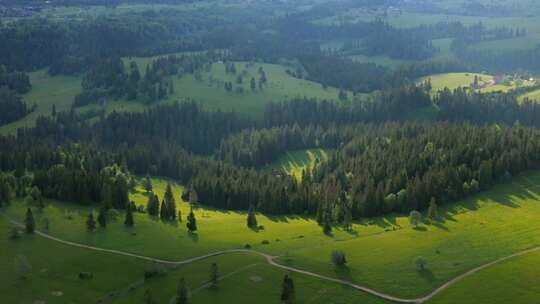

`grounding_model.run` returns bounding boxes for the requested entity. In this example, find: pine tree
[98,207,107,228]
[25,208,35,234]
[280,274,295,304]
[176,278,189,304]
[210,263,218,288]
[186,207,197,233]
[160,200,168,220]
[164,183,177,220]
[125,207,134,227]
[427,197,438,221]
[147,194,159,216]
[247,205,258,229]
[86,213,96,231]
[178,210,182,223]
[143,175,153,193]
[250,77,256,91]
